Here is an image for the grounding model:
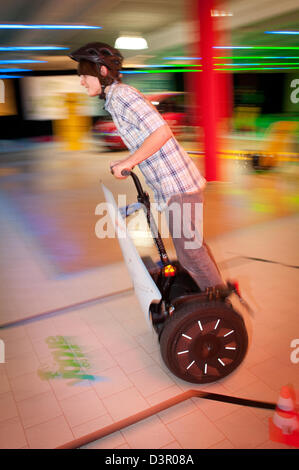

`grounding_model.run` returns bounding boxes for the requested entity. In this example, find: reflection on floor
[0,145,297,275]
[0,144,298,449]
